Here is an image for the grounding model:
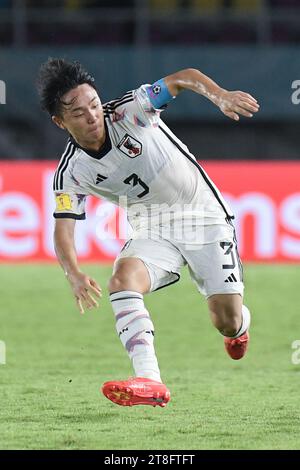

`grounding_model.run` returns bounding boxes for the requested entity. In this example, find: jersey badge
[117,134,142,158]
[55,193,72,211]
